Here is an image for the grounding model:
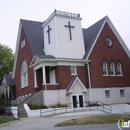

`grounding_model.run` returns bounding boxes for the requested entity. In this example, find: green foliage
[0,43,14,79]
[50,102,68,108]
[28,104,48,110]
[0,117,18,124]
